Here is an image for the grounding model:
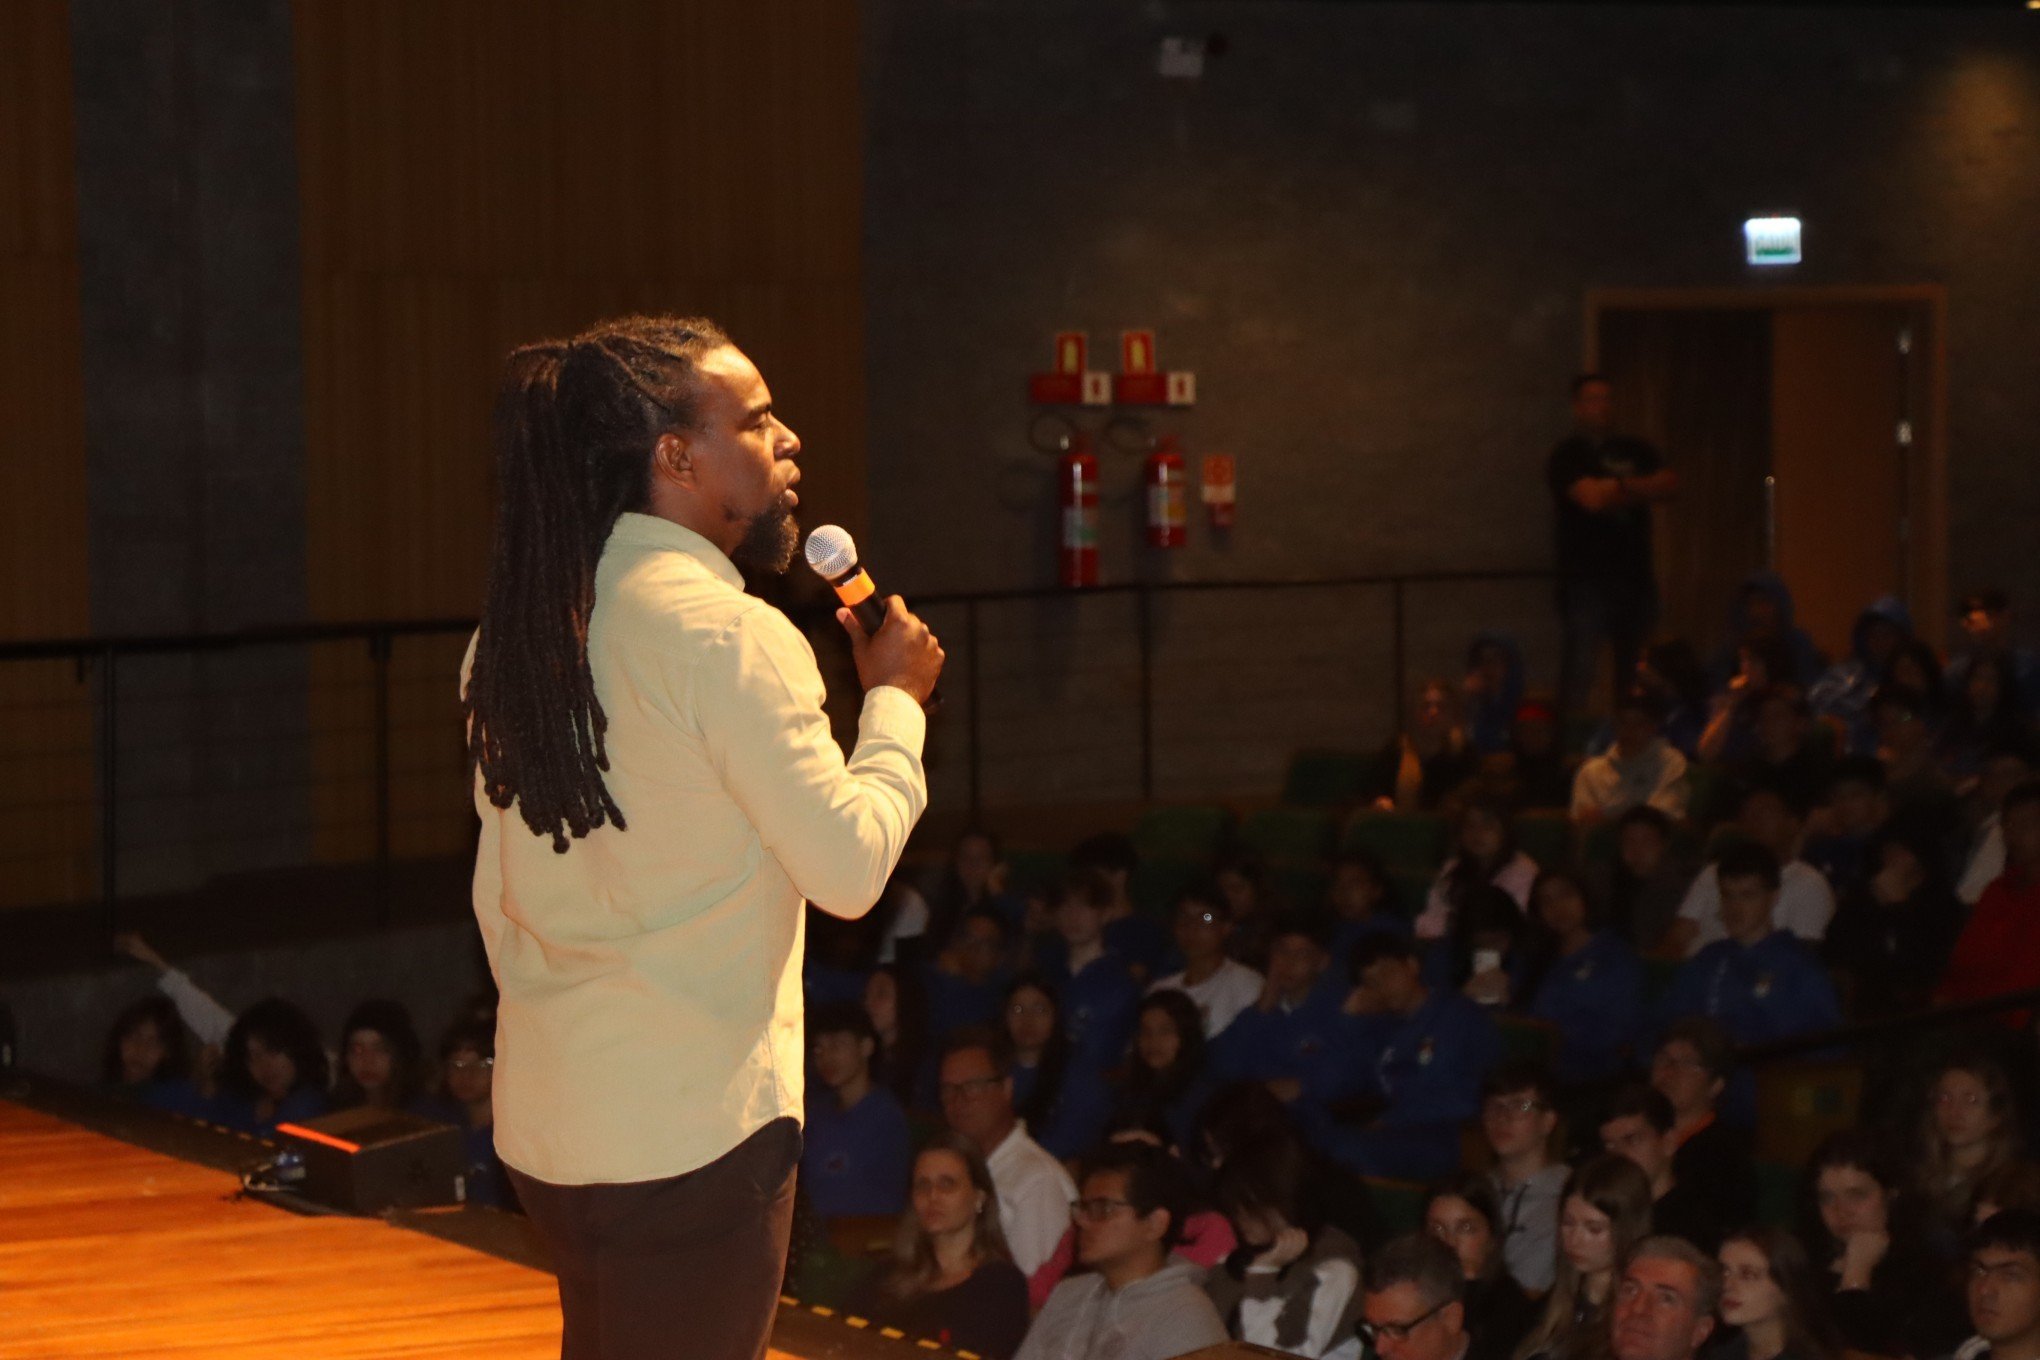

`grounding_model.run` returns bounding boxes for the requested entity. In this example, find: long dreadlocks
[464,315,731,851]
